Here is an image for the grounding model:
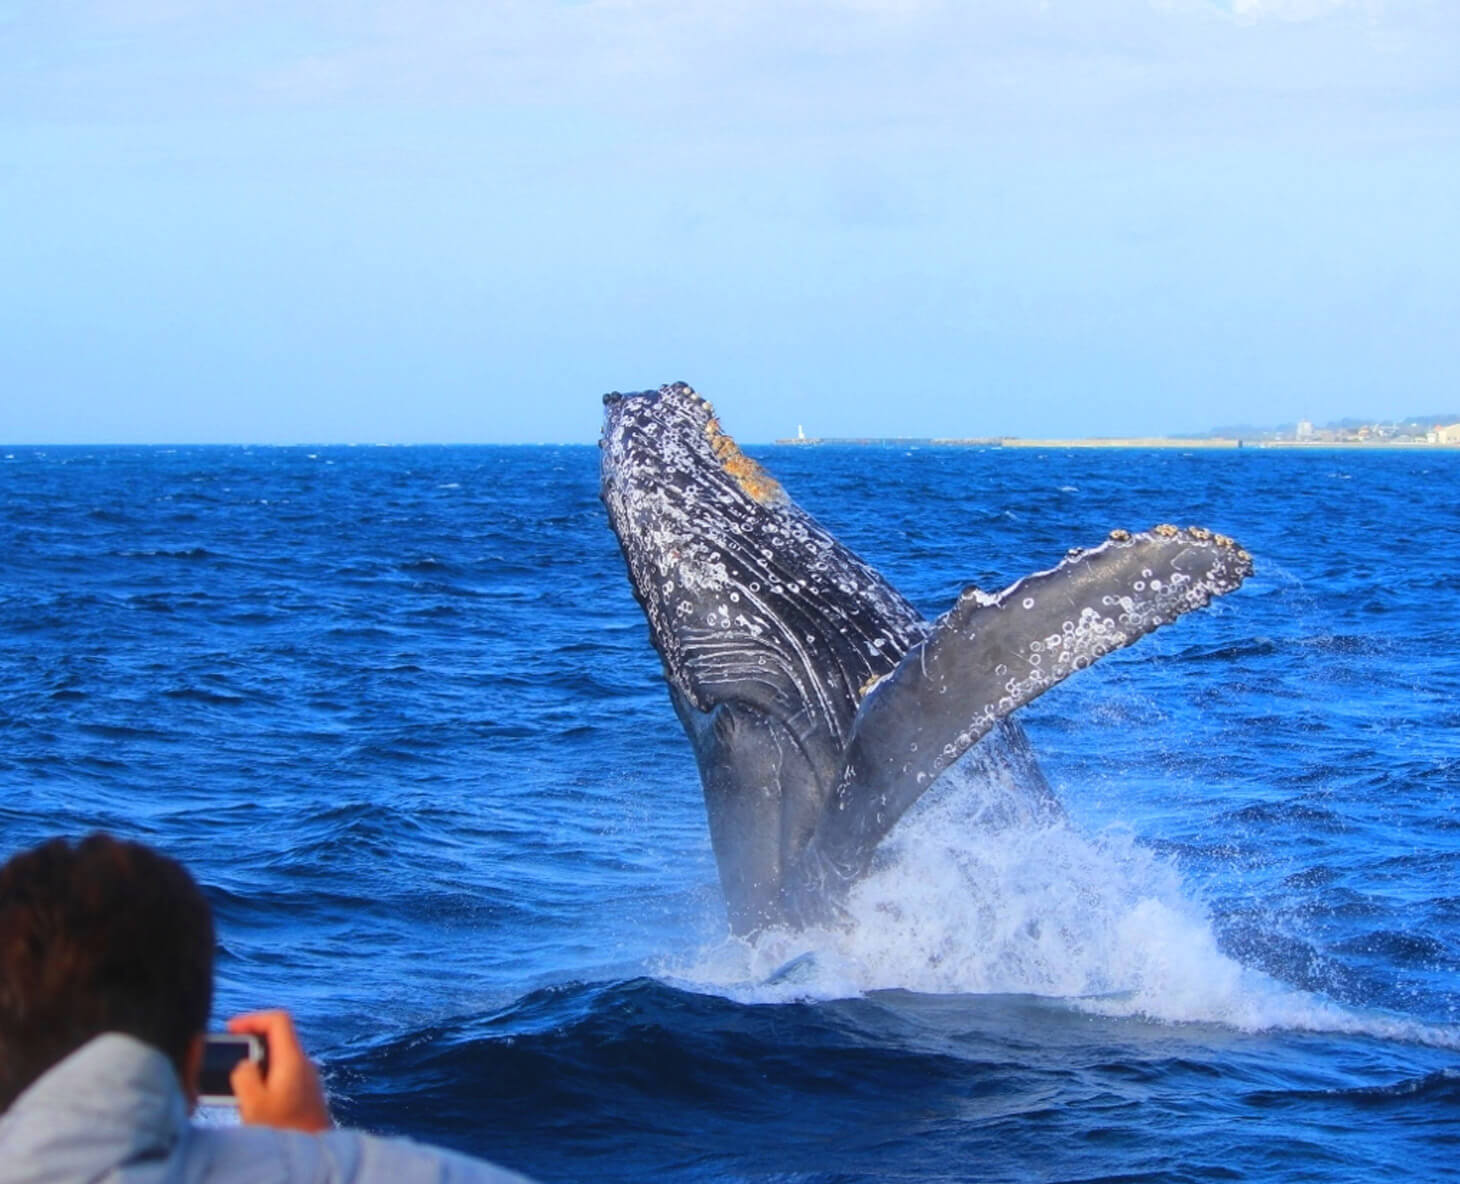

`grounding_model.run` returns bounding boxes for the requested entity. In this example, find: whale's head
[600,382,786,514]
[599,384,792,712]
[599,383,921,724]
